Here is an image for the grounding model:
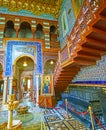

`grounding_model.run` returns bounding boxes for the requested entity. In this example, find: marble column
[2,77,7,104]
[35,75,39,106]
[9,76,13,95]
[33,70,36,90]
